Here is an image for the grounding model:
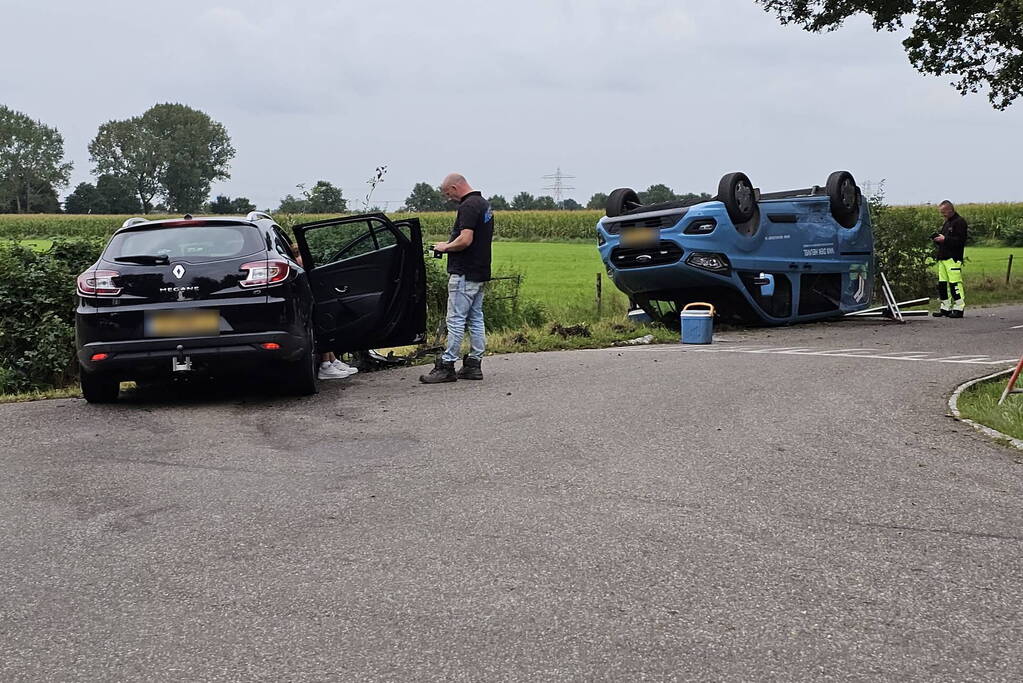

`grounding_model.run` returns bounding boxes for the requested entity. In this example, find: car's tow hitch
[172,344,193,372]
